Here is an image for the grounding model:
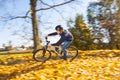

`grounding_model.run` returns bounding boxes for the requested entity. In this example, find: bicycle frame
[45,37,62,57]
